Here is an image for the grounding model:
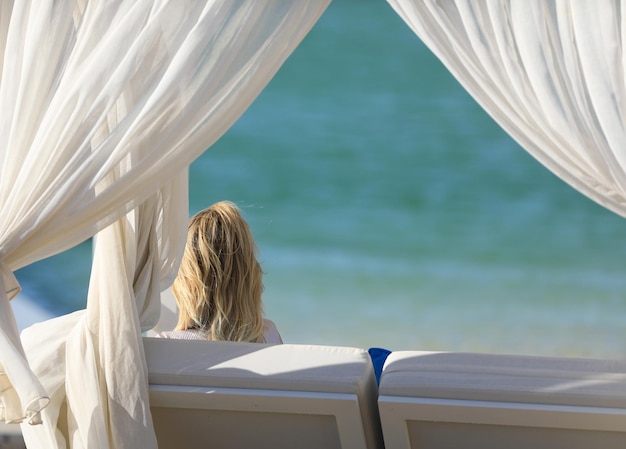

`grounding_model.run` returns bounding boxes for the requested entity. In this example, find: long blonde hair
[172,201,265,342]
